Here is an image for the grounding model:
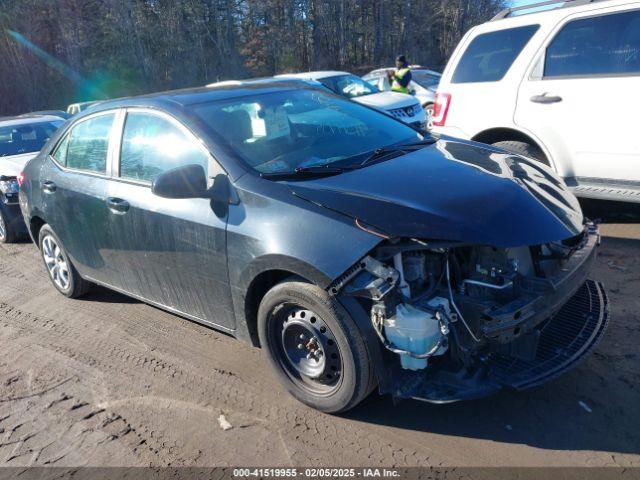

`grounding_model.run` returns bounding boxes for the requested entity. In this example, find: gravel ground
[0,201,638,469]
